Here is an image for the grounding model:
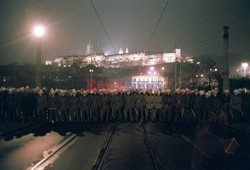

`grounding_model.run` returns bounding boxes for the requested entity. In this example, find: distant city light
[242,63,248,69]
[242,63,249,77]
[214,68,218,71]
[33,25,45,37]
[150,67,154,71]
